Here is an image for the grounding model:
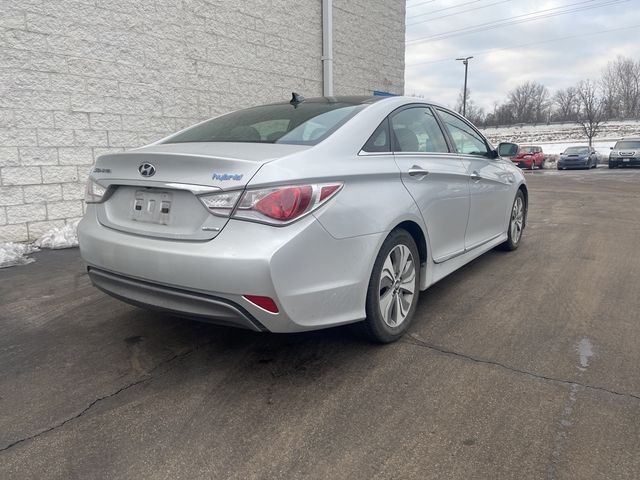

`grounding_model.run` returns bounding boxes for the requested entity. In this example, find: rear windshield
[163,102,365,145]
[614,140,640,149]
[564,147,589,154]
